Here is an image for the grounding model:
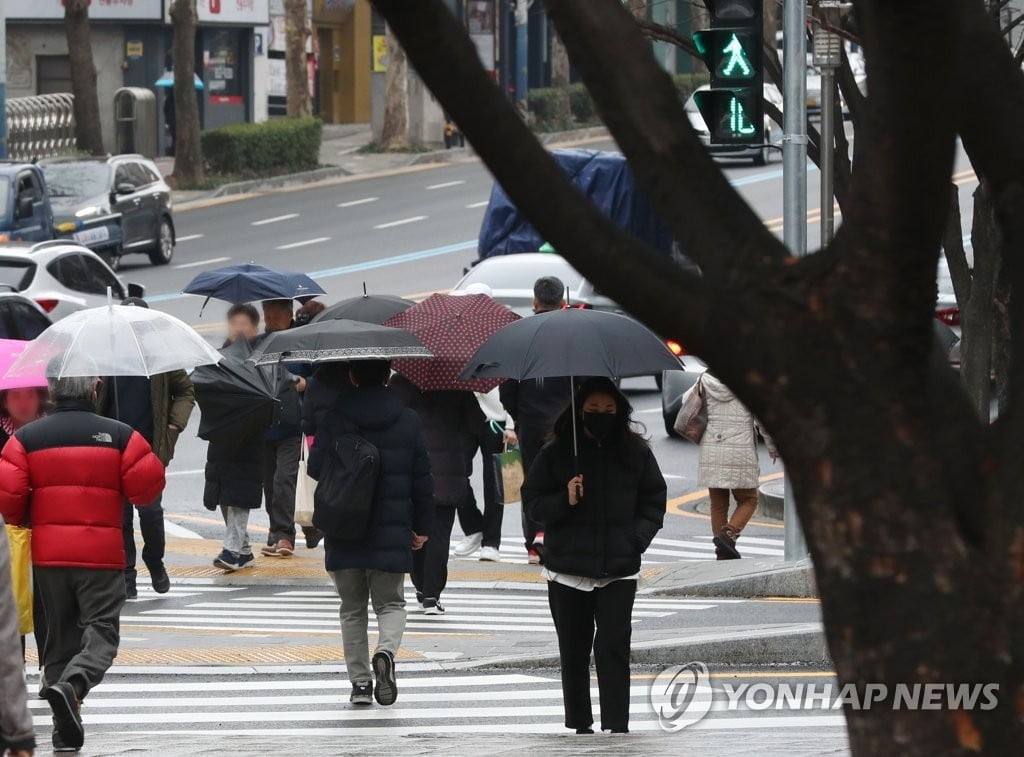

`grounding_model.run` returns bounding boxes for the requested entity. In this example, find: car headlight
[74,205,106,219]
